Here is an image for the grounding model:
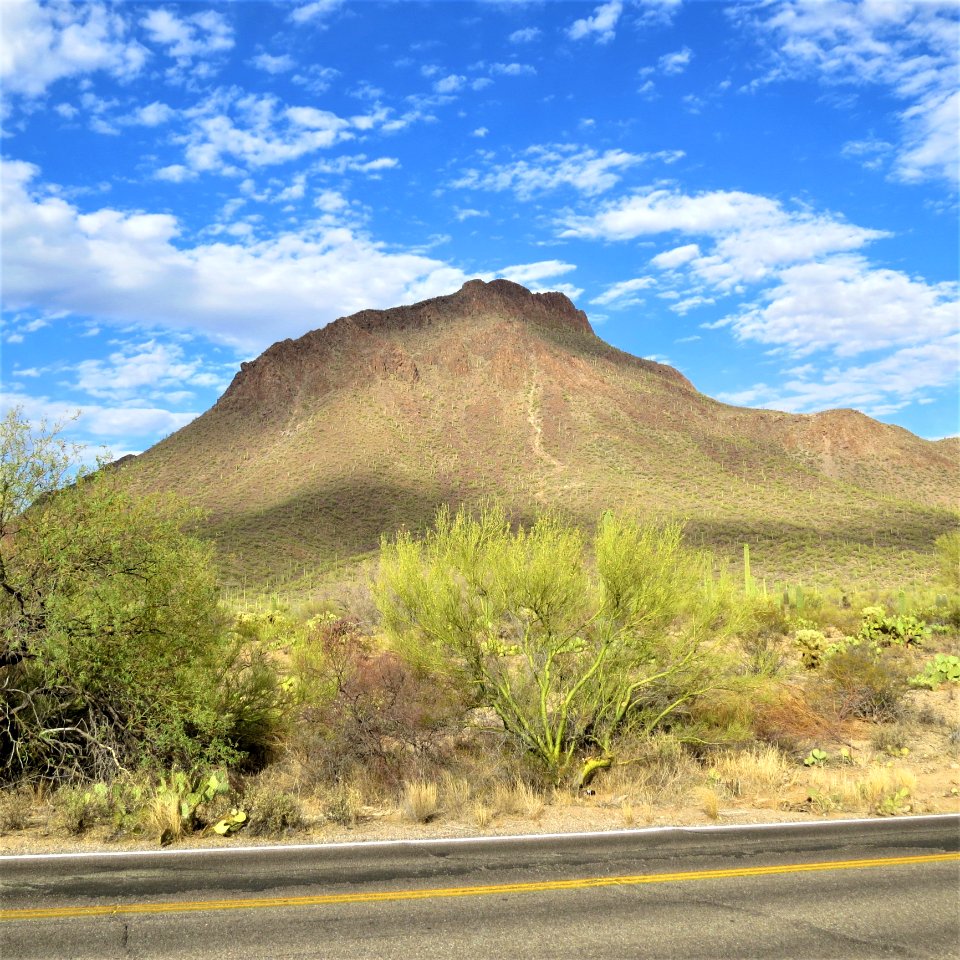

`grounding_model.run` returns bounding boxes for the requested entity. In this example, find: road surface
[2,815,958,959]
